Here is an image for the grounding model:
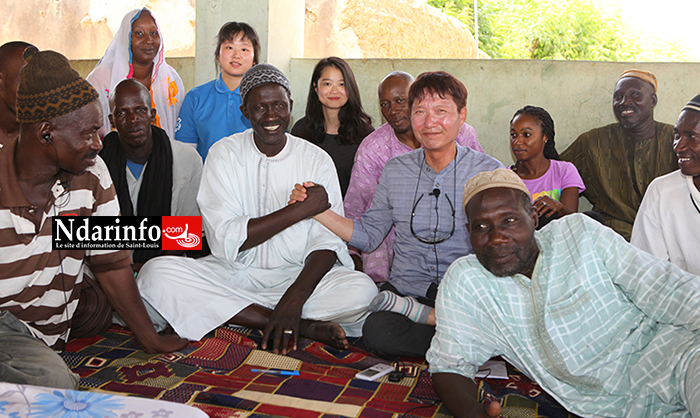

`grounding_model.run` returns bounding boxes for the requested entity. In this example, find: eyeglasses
[410,191,456,244]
